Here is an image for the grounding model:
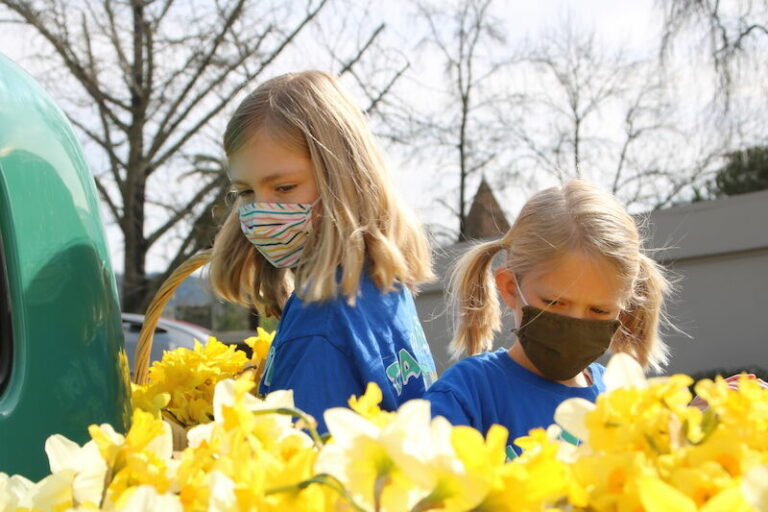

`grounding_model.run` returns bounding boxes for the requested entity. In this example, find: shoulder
[429,349,510,392]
